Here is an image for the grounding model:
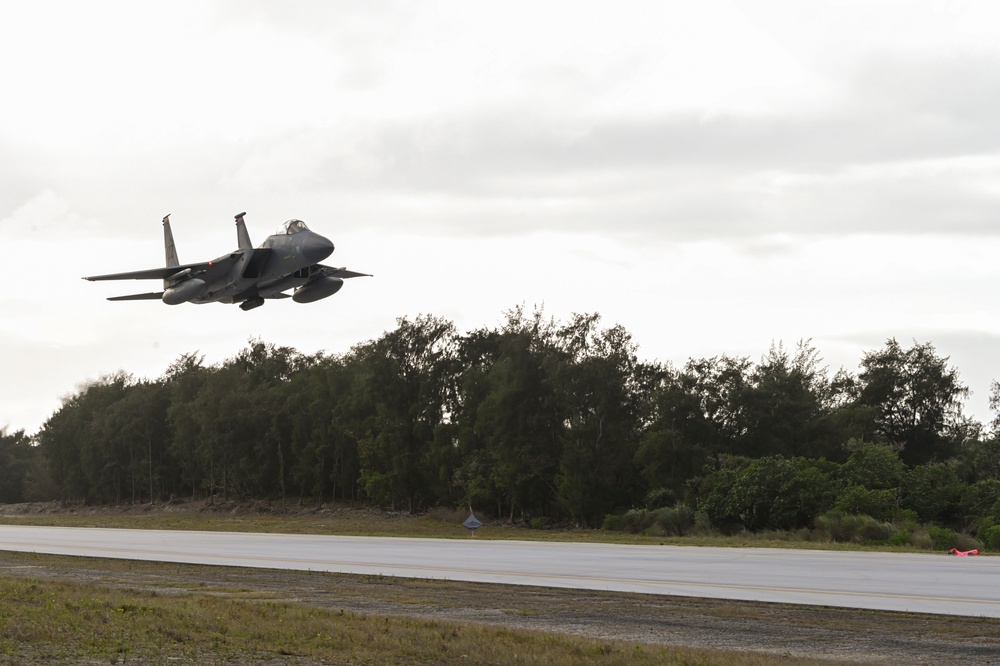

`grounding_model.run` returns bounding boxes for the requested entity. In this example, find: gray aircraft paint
[84,212,370,311]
